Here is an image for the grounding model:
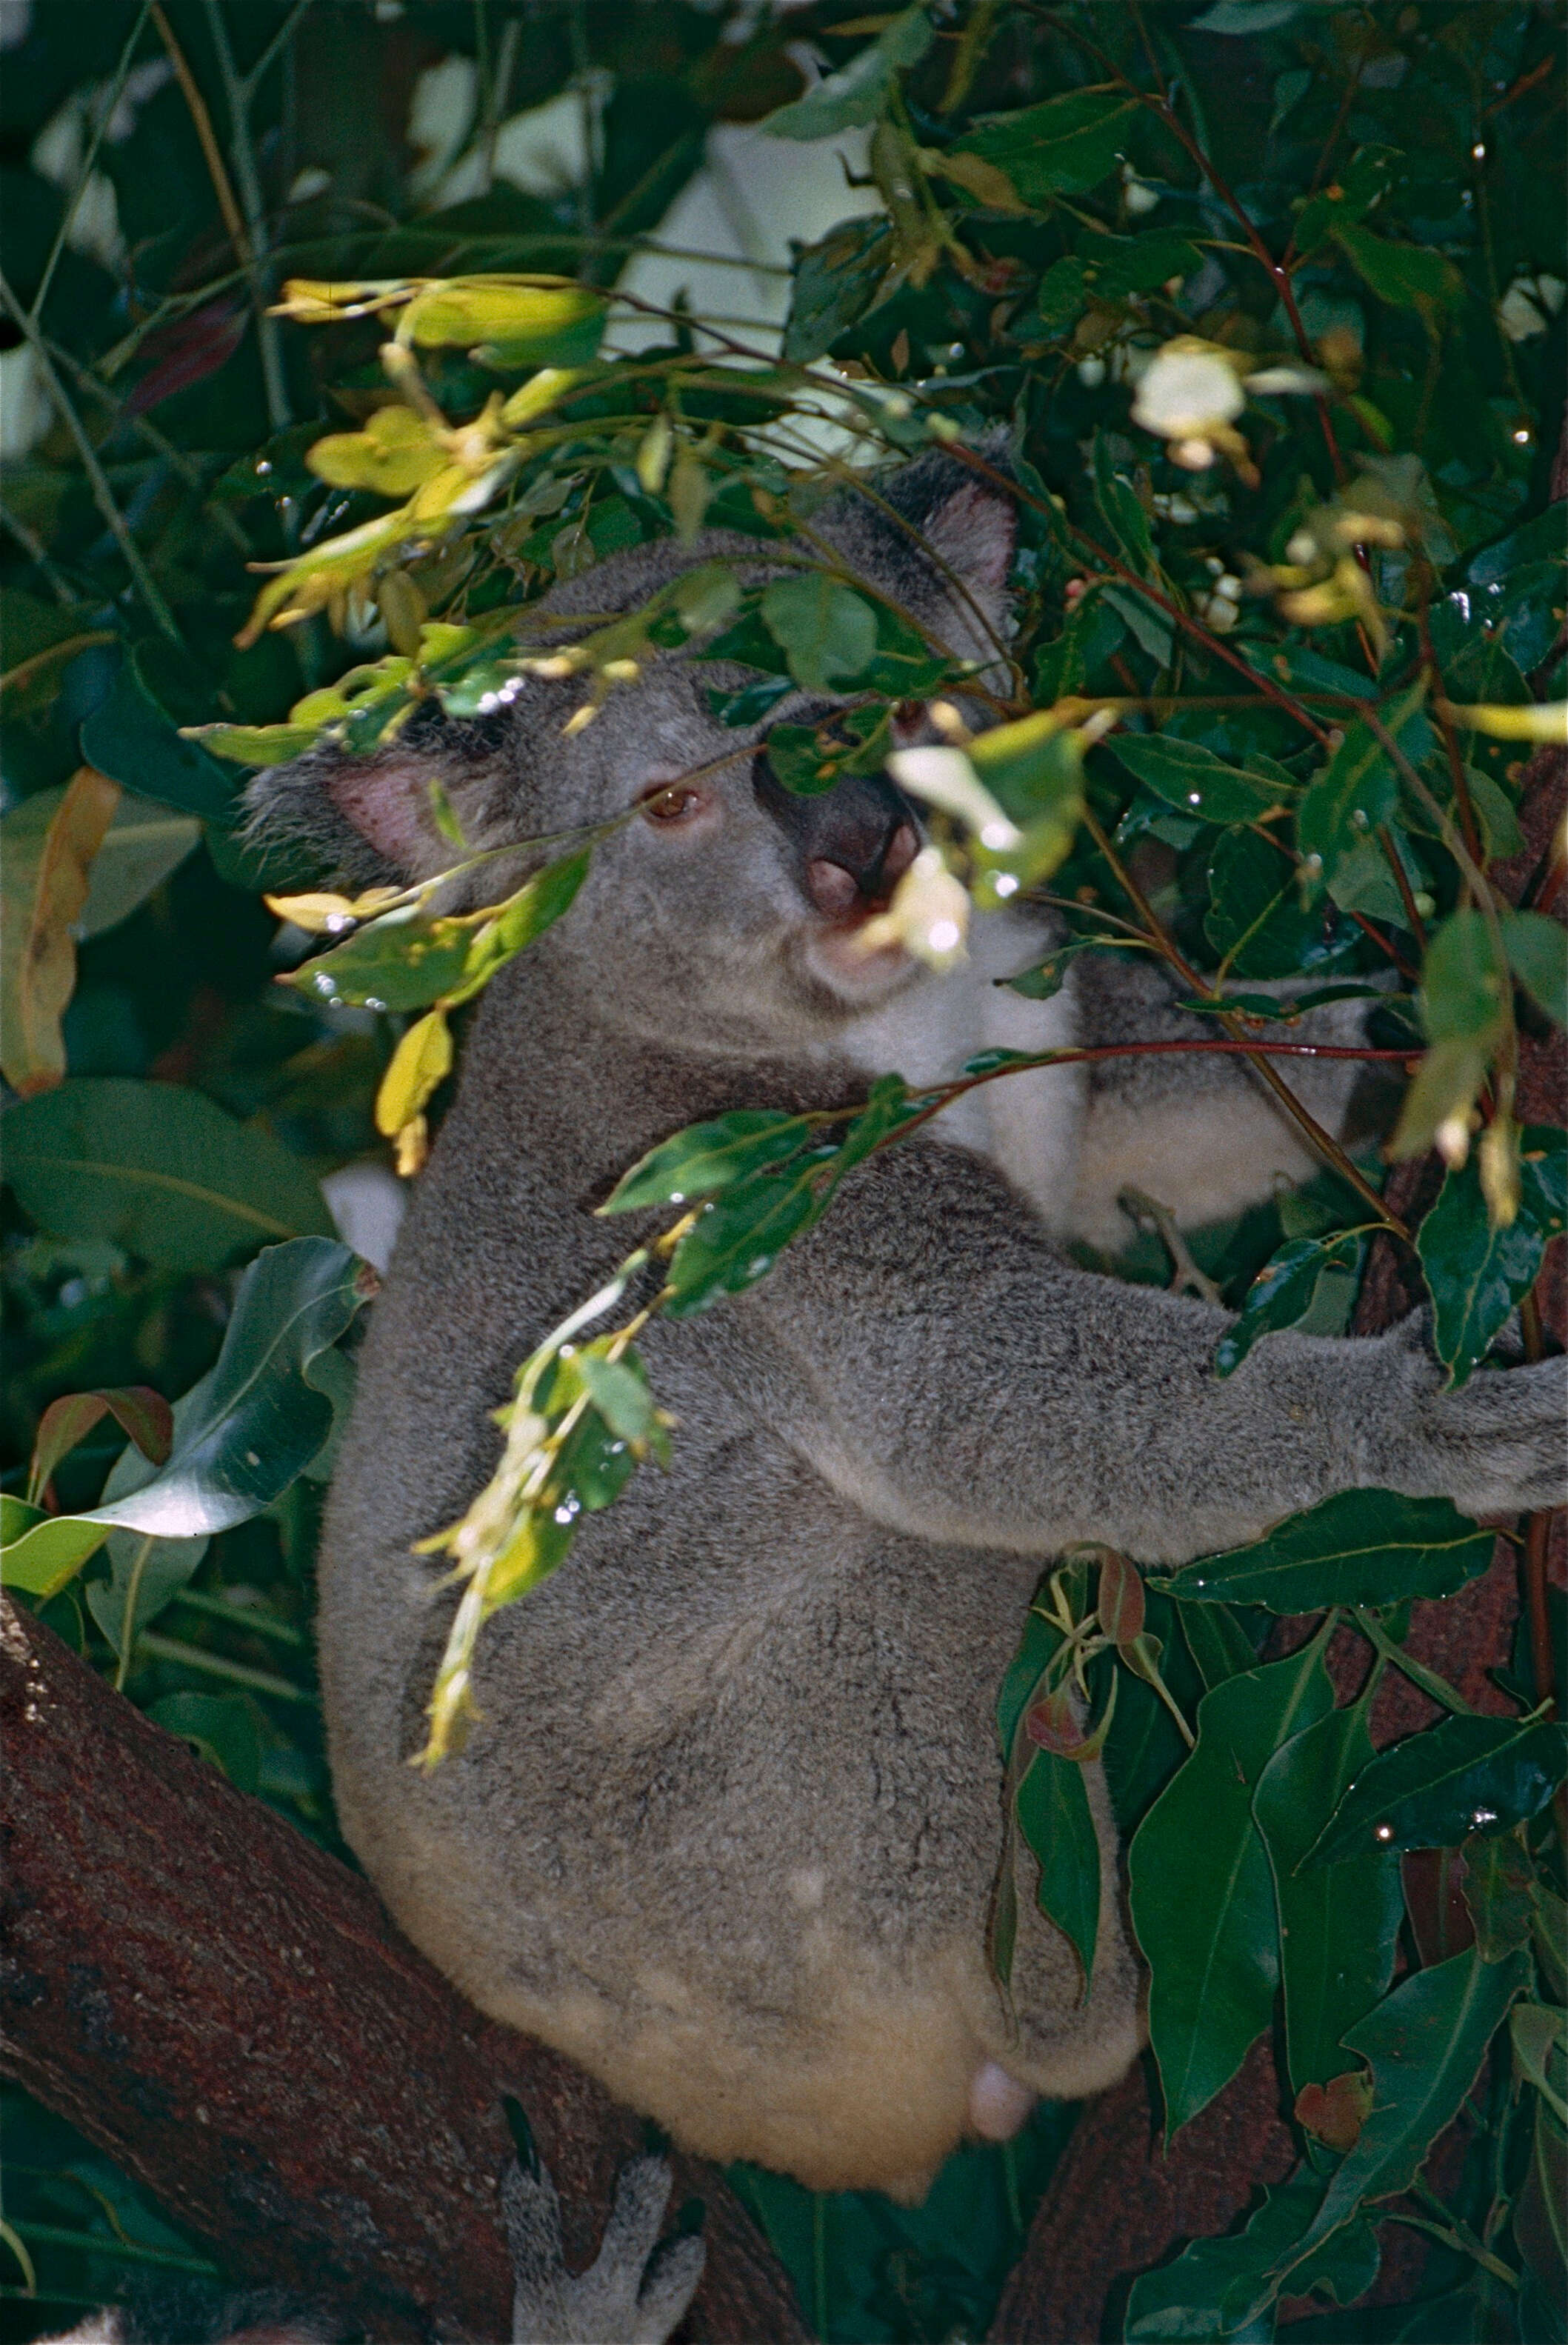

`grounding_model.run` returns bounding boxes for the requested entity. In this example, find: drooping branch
[0,1595,807,2345]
